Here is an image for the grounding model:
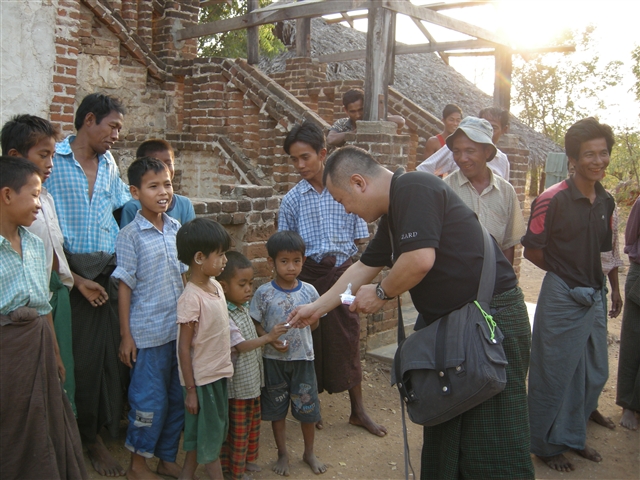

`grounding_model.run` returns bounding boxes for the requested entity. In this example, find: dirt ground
[85,255,640,480]
[86,259,639,480]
